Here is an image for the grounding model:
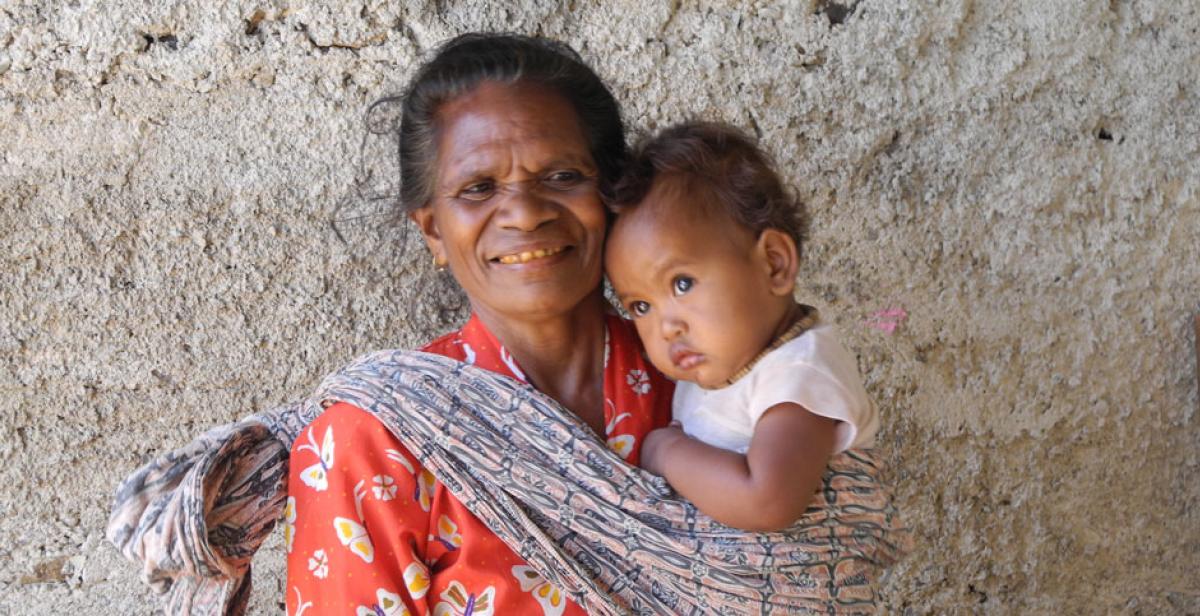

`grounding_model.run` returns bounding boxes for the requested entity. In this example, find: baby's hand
[641,422,686,476]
